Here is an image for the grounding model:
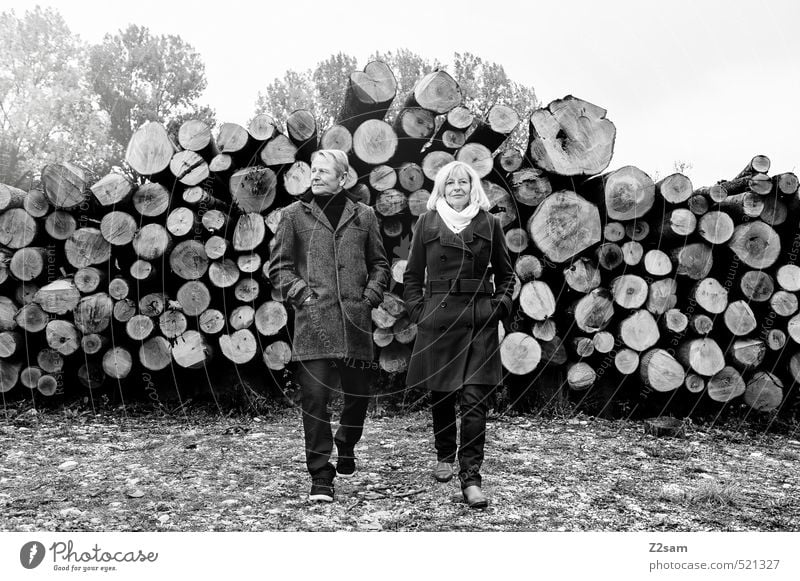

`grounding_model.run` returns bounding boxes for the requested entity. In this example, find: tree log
[133,182,171,218]
[170,150,209,186]
[172,330,212,369]
[286,109,318,162]
[527,95,615,176]
[572,288,614,332]
[500,332,541,375]
[177,280,211,316]
[219,329,258,363]
[678,338,725,376]
[706,366,746,402]
[527,191,601,263]
[697,210,734,245]
[672,242,713,279]
[511,168,552,207]
[639,348,684,391]
[102,346,133,379]
[619,310,659,351]
[519,281,556,321]
[170,241,209,280]
[610,274,648,309]
[41,161,89,209]
[692,278,728,314]
[656,173,693,204]
[139,335,172,371]
[0,208,37,248]
[263,340,292,370]
[352,120,398,165]
[336,61,396,132]
[230,167,277,213]
[90,173,136,208]
[44,210,75,241]
[744,371,783,412]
